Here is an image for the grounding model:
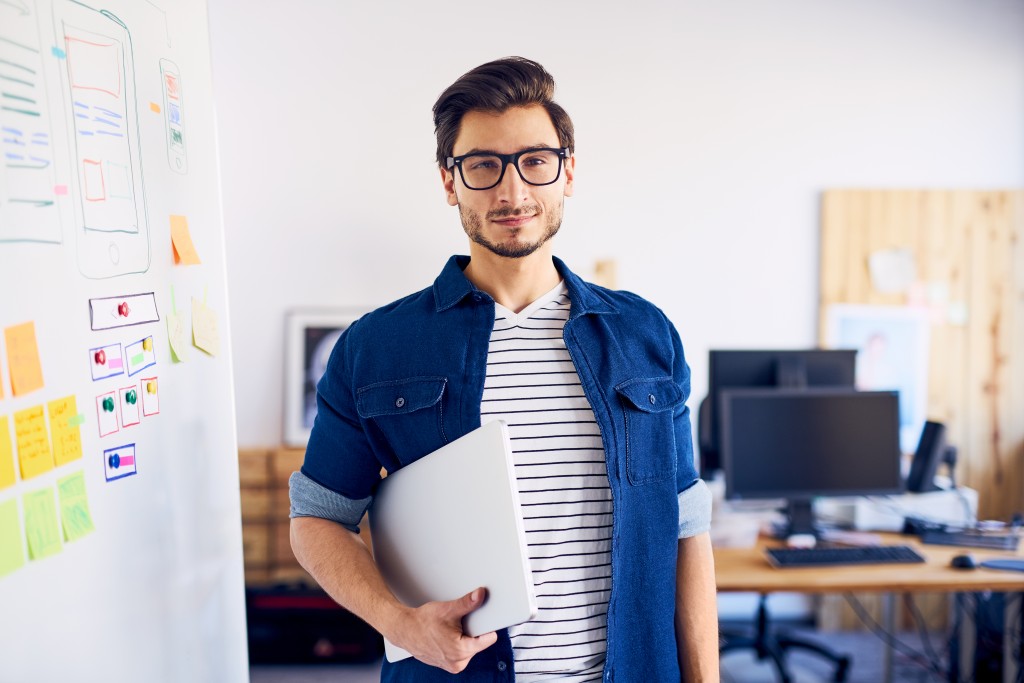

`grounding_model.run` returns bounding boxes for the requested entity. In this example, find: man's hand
[391,588,497,674]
